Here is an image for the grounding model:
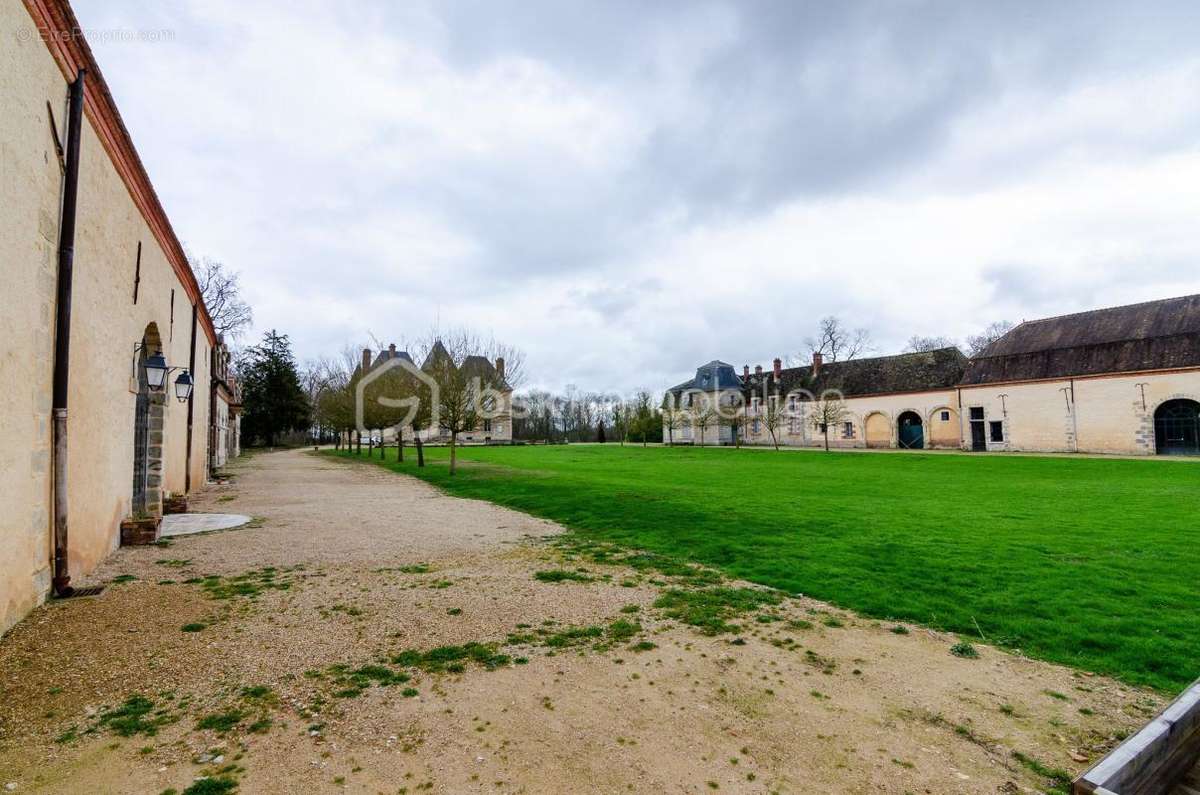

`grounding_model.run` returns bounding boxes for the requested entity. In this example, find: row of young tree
[304,330,522,474]
[511,389,663,444]
[661,389,850,451]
